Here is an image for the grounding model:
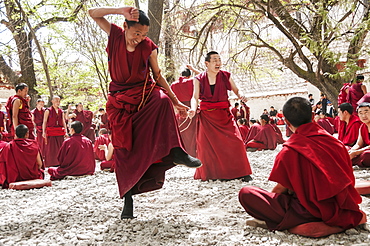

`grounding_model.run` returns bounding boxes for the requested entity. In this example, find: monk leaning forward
[89,6,201,219]
[239,97,366,237]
